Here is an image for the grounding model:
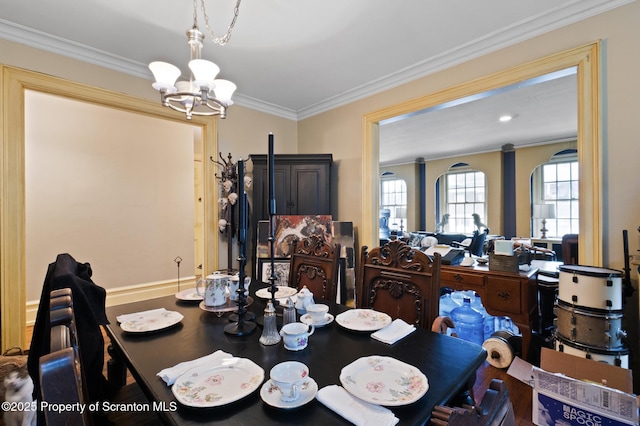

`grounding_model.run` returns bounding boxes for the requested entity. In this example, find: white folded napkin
[316,385,399,426]
[371,318,416,344]
[157,350,233,385]
[116,308,167,323]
